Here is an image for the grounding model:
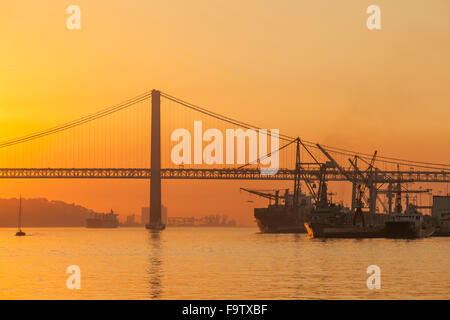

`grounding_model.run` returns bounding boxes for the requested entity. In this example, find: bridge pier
[147,89,164,230]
